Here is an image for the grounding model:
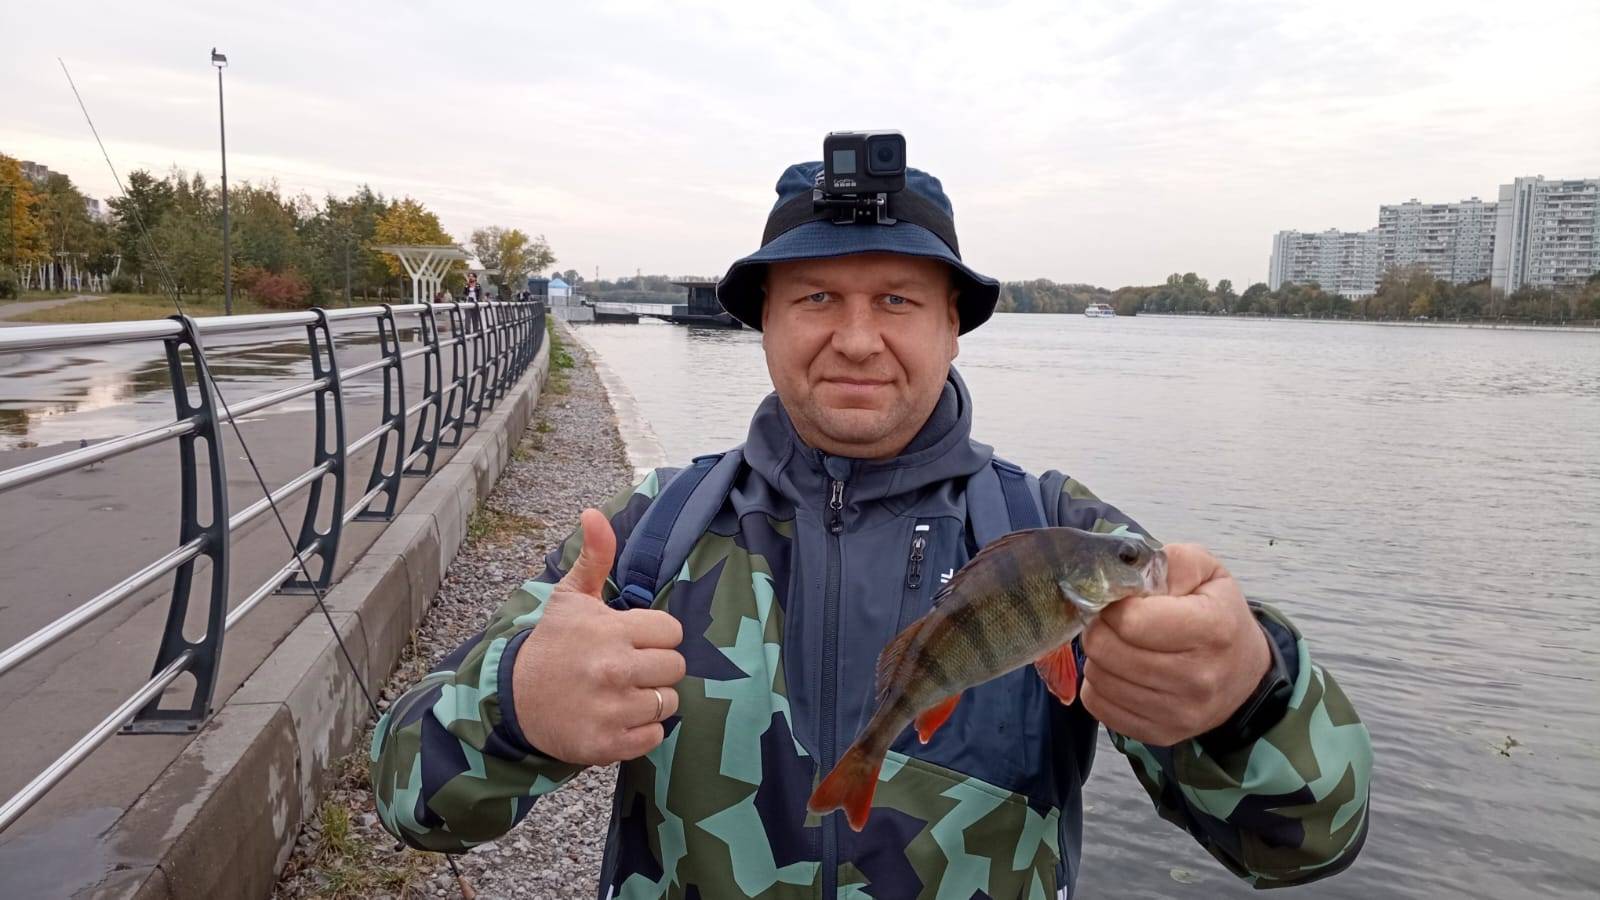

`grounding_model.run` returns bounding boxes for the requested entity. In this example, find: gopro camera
[816,130,906,226]
[822,130,906,195]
